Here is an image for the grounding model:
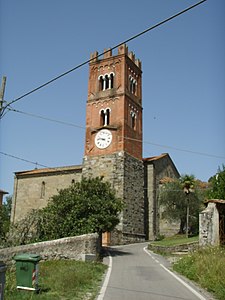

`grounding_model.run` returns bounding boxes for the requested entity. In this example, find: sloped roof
[142,153,168,162]
[0,189,8,195]
[15,165,82,177]
[143,153,180,178]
